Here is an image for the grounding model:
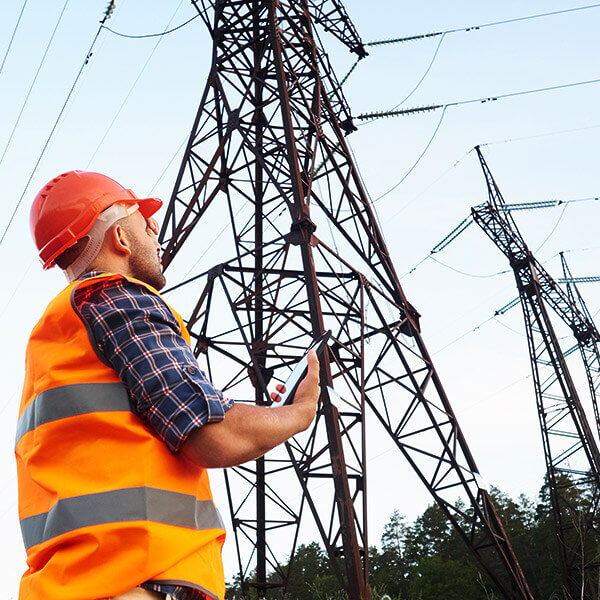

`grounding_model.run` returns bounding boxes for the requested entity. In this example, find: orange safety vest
[15,273,226,600]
